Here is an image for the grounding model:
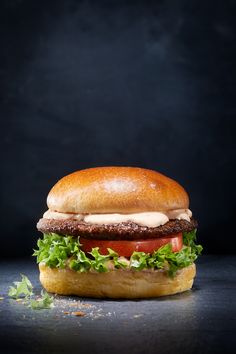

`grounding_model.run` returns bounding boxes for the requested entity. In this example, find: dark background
[1,0,235,257]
